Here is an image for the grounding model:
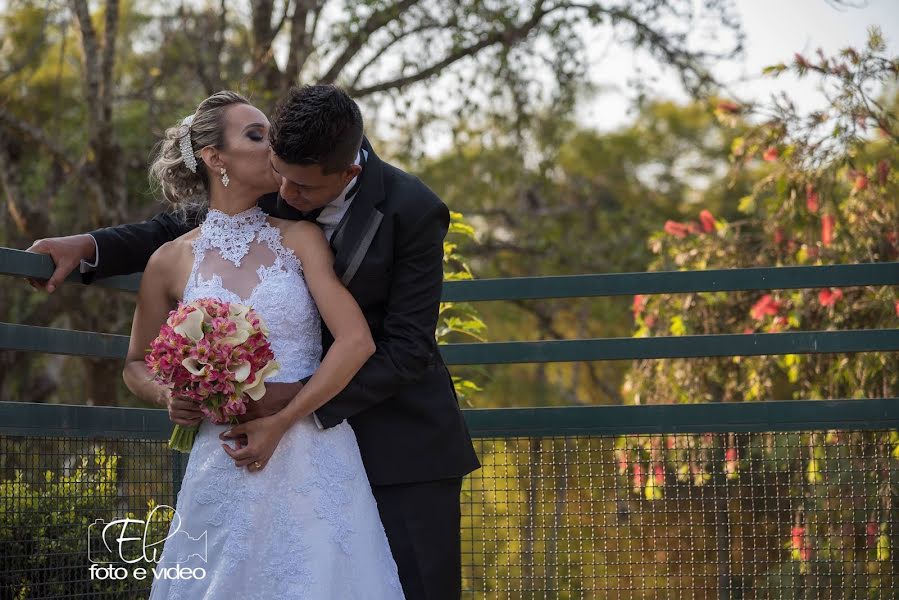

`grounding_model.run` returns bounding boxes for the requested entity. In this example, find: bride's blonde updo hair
[149,90,250,213]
